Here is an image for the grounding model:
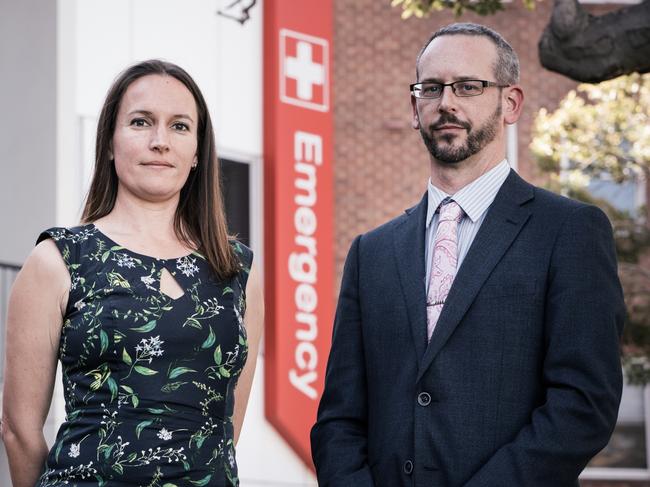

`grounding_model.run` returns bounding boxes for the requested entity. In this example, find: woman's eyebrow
[127,109,195,123]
